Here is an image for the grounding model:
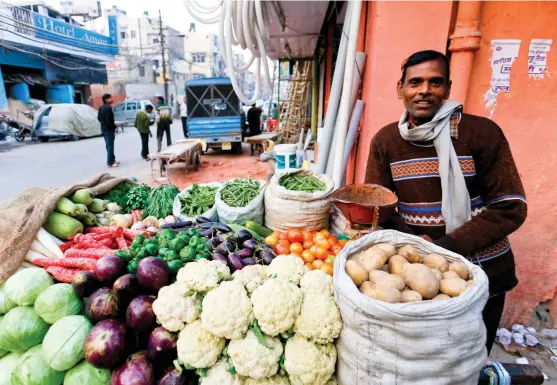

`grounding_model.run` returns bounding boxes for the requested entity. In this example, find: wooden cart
[245,132,279,155]
[150,140,203,182]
